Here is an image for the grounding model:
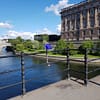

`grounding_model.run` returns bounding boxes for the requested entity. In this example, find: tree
[55,39,66,51]
[66,42,76,55]
[16,44,25,52]
[94,41,100,55]
[23,40,33,51]
[16,36,23,43]
[54,39,66,55]
[78,40,94,54]
[54,39,75,55]
[38,42,44,50]
[8,37,24,50]
[42,34,48,42]
[32,40,40,49]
